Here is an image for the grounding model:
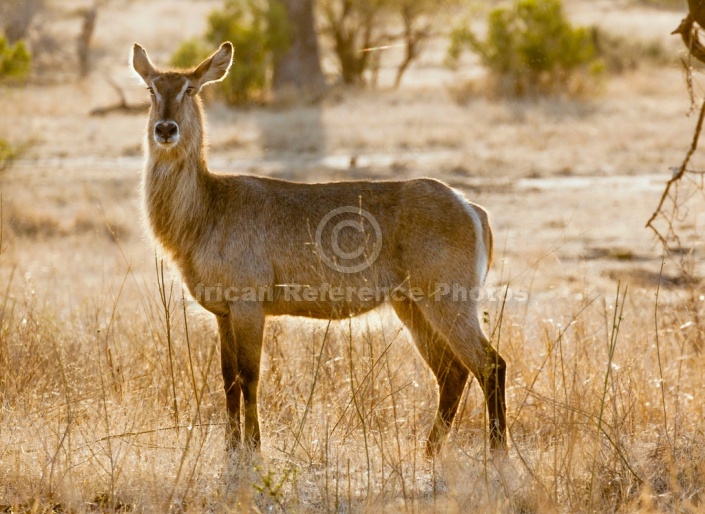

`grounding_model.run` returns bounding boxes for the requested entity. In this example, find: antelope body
[132,42,507,454]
